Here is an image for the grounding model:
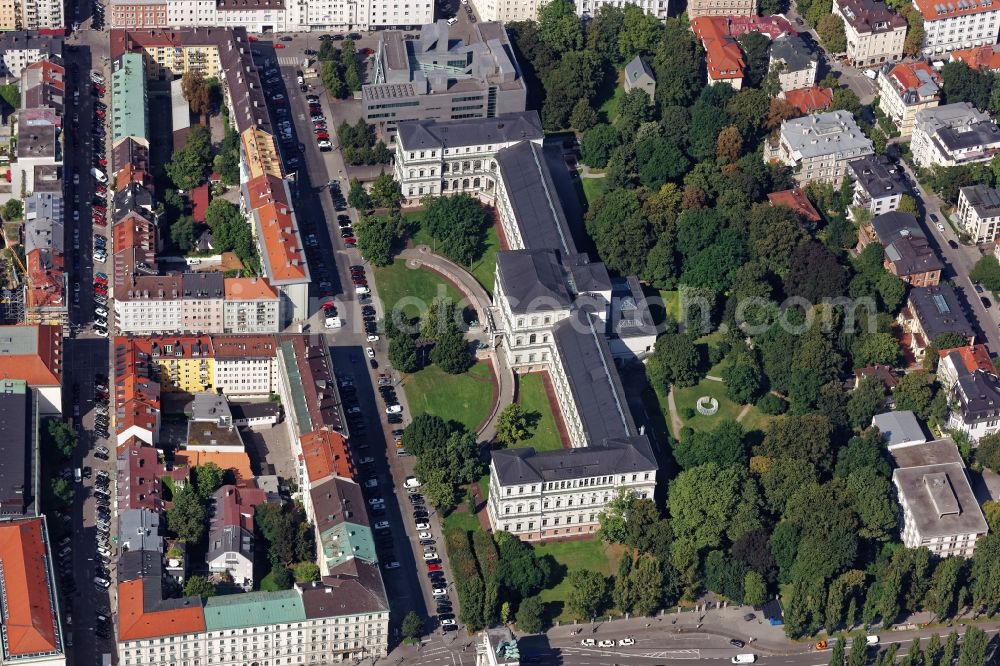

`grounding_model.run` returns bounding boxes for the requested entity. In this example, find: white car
[404,476,422,489]
[597,640,614,648]
[318,139,332,149]
[423,551,438,560]
[441,619,457,626]
[94,307,108,317]
[93,253,106,263]
[418,531,432,539]
[91,168,107,183]
[367,497,384,506]
[580,639,596,647]
[432,588,448,597]
[367,334,379,342]
[386,405,402,415]
[415,521,430,530]
[72,172,79,185]
[93,577,111,589]
[937,223,945,232]
[373,520,389,530]
[366,347,375,359]
[618,638,635,646]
